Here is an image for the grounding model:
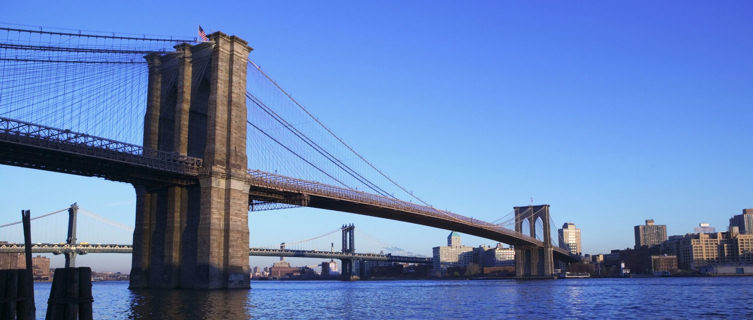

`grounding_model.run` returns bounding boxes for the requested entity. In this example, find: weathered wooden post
[20,209,36,319]
[46,267,93,320]
[0,210,38,319]
[3,269,19,318]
